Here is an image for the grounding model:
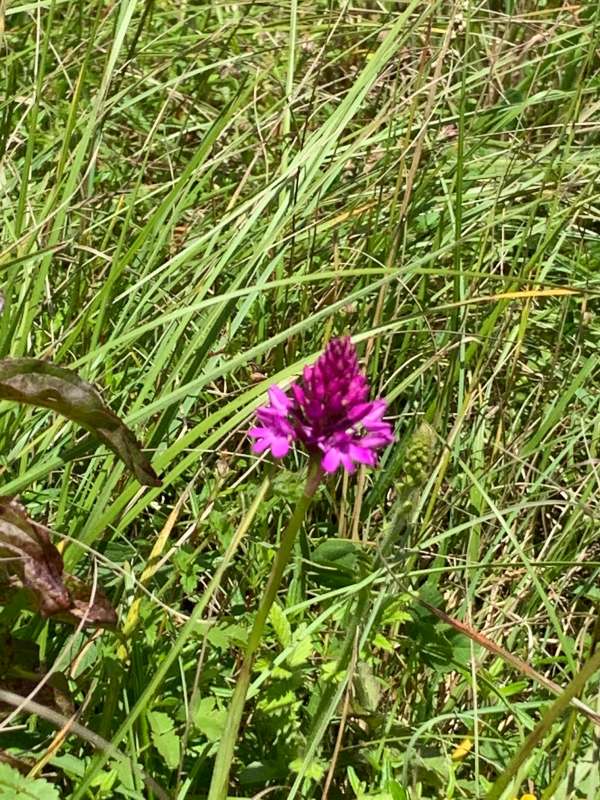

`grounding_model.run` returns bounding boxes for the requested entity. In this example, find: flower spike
[249,338,394,473]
